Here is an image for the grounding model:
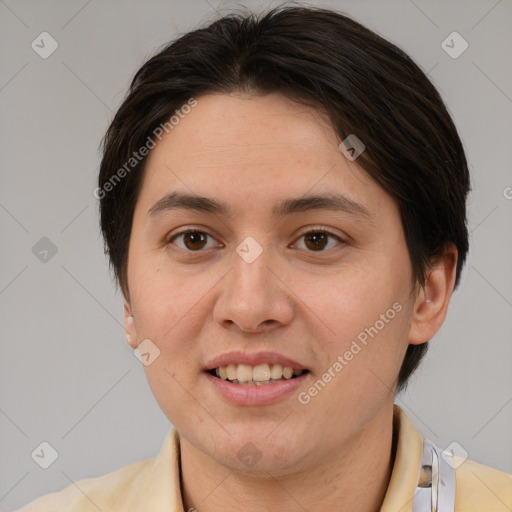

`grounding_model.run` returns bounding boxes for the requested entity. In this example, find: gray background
[1,0,511,509]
